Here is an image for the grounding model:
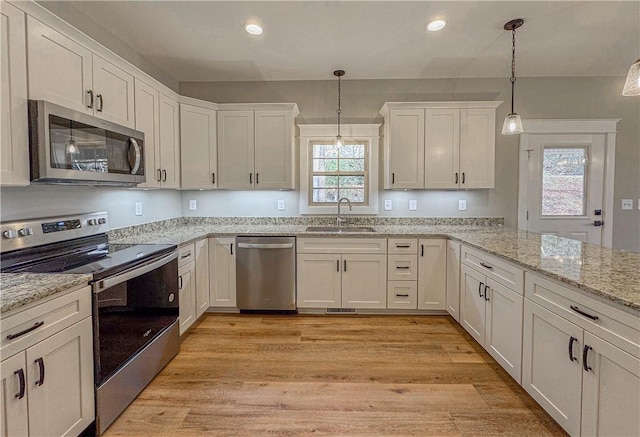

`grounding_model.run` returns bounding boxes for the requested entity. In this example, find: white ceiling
[38,1,640,83]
